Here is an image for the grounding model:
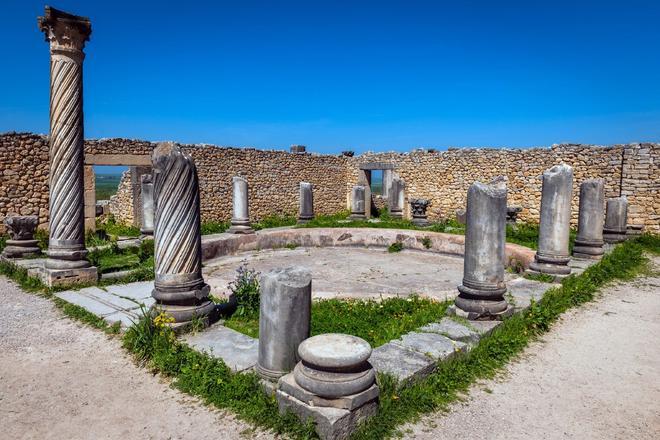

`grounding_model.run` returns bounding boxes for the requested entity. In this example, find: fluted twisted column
[38,7,96,279]
[152,142,214,324]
